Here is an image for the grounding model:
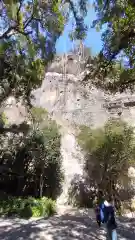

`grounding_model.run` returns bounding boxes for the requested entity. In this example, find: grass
[0,196,56,219]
